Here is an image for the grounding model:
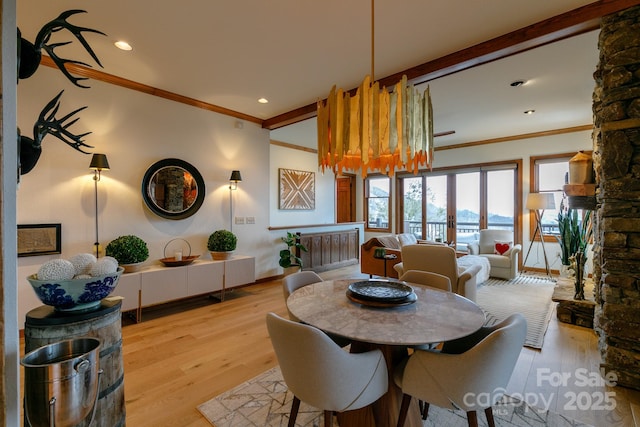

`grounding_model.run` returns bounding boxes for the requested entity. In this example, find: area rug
[197,366,593,427]
[476,273,556,349]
